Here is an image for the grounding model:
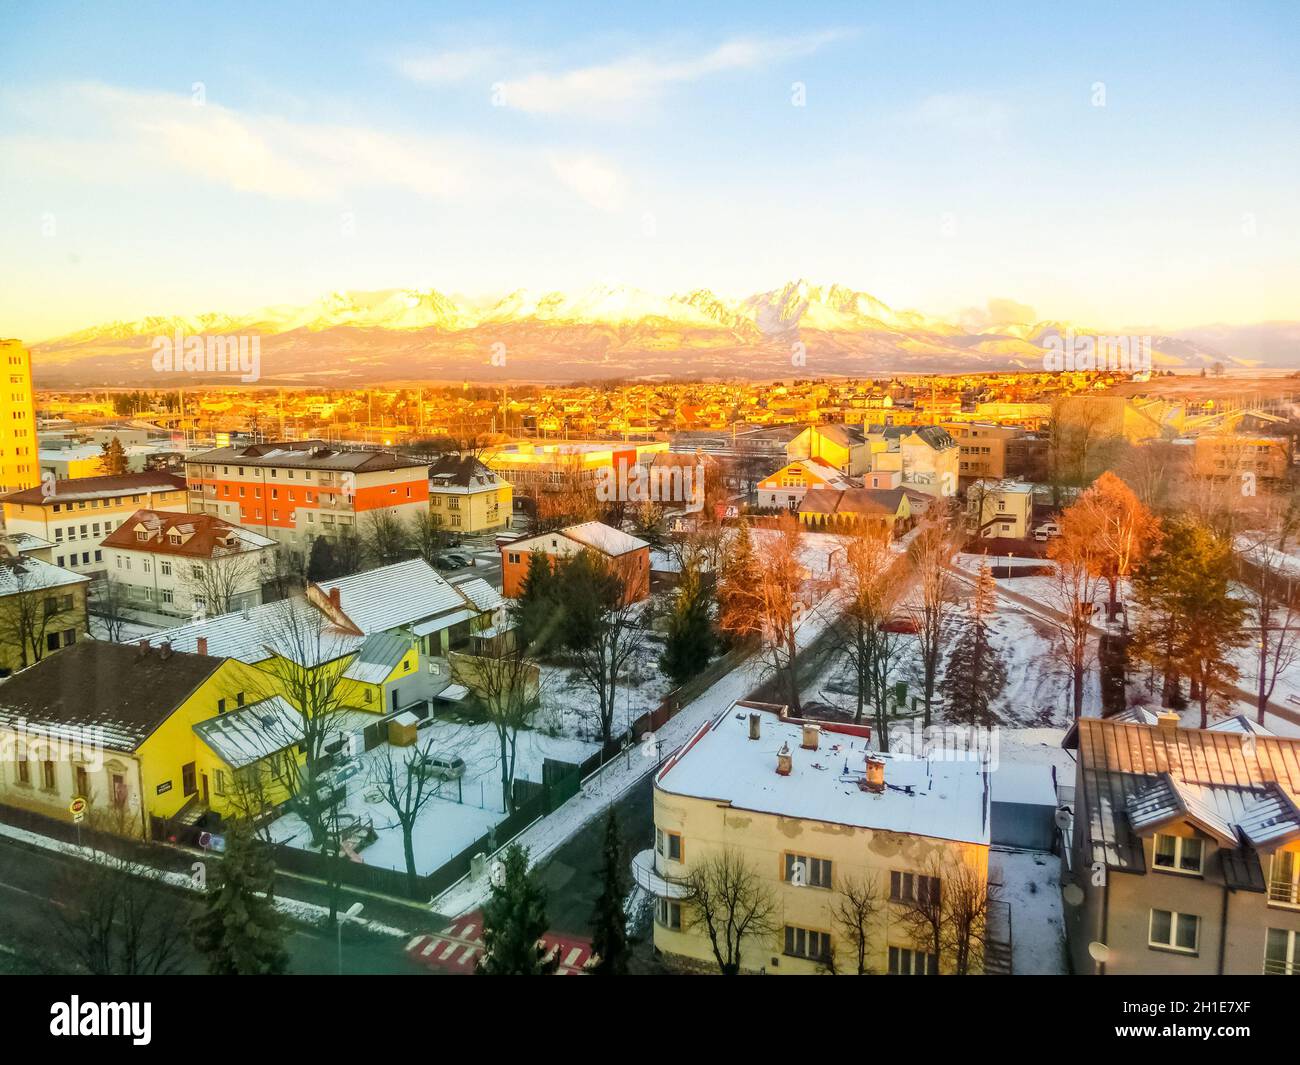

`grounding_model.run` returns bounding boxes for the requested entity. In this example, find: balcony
[630,848,688,899]
[1268,880,1299,908]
